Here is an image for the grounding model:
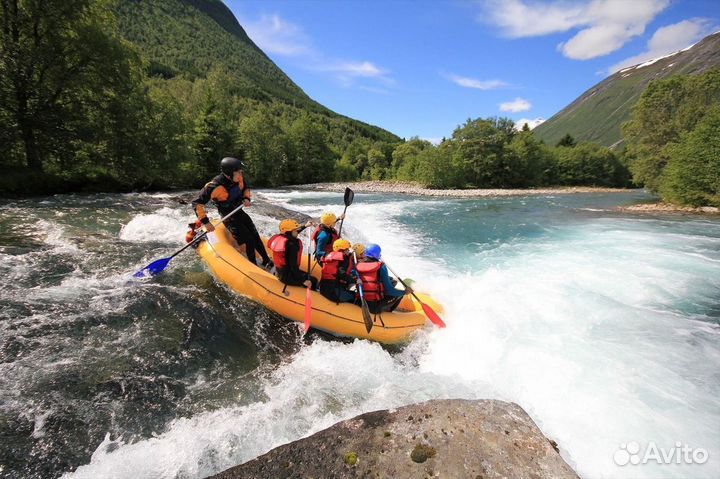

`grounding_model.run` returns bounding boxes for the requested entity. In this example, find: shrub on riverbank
[659,106,720,207]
